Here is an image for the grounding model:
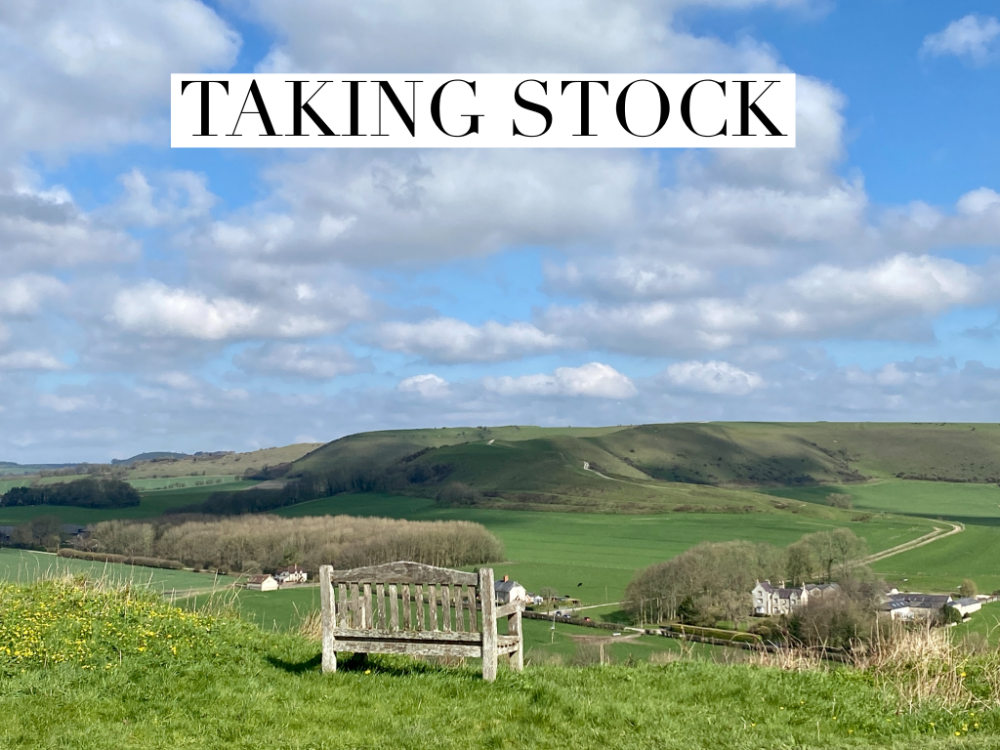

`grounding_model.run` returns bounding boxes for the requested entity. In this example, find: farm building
[752,580,839,616]
[246,574,279,592]
[877,593,953,621]
[494,576,527,604]
[948,597,982,618]
[275,566,308,584]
